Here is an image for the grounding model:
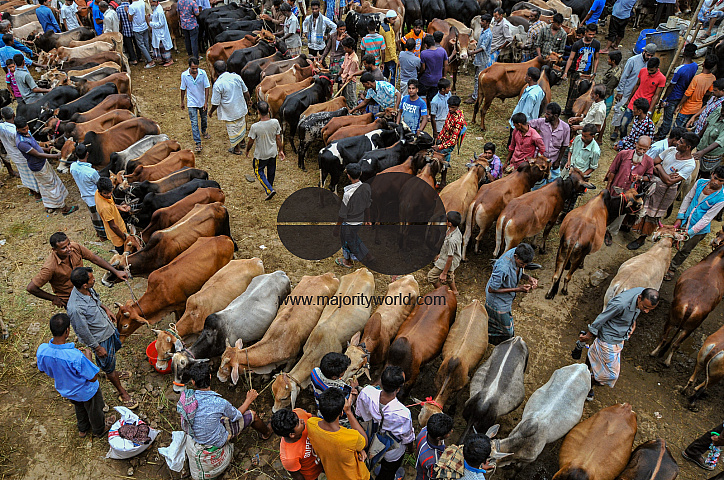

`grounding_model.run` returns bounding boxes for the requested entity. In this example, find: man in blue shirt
[36,0,61,33]
[582,0,606,25]
[397,79,428,135]
[0,34,37,69]
[510,67,545,127]
[601,0,637,53]
[91,0,104,35]
[461,434,495,479]
[69,144,106,240]
[655,44,698,140]
[37,312,107,438]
